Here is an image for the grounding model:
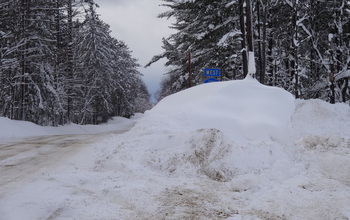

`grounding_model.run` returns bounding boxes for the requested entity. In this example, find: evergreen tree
[151,0,350,104]
[74,1,146,123]
[134,77,152,113]
[0,0,64,124]
[0,0,150,125]
[147,0,242,95]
